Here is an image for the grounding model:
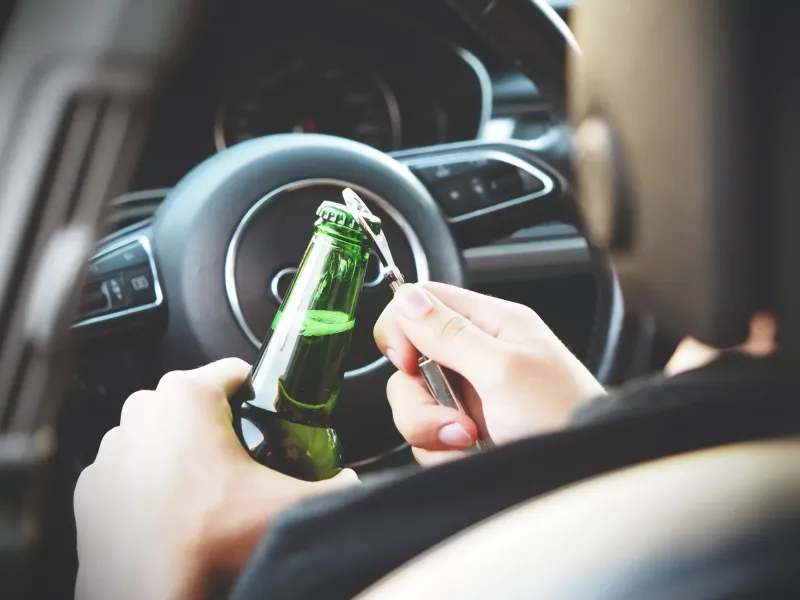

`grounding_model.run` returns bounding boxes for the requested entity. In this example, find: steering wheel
[72,2,630,468]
